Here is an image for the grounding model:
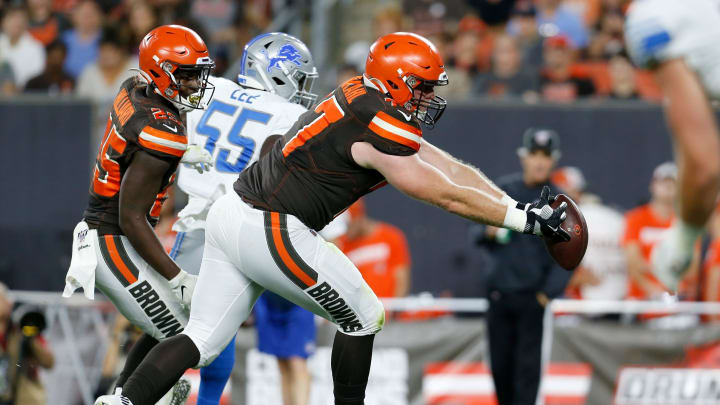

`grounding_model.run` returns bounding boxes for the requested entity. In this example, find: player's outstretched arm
[351,141,509,226]
[352,142,569,240]
[417,139,506,201]
[656,59,720,227]
[118,150,182,281]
